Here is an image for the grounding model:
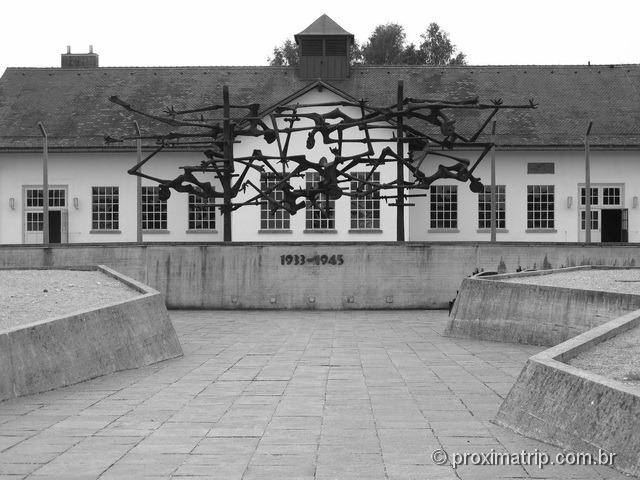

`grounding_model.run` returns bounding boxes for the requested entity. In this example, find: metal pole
[490,121,497,243]
[222,85,233,242]
[585,121,593,243]
[38,122,49,246]
[134,121,143,243]
[396,80,405,242]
